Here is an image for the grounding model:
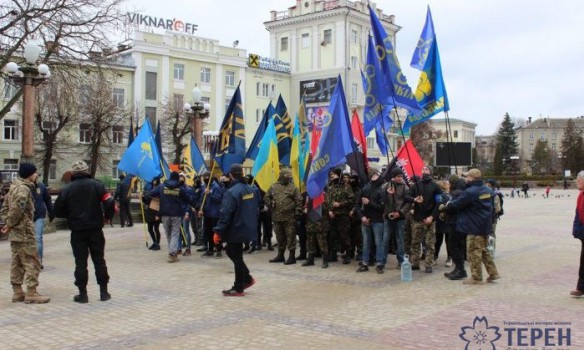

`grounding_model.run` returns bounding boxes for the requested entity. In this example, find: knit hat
[280,167,292,178]
[486,179,498,187]
[463,168,482,179]
[368,166,381,180]
[422,165,433,175]
[329,168,342,177]
[170,171,180,181]
[390,167,404,178]
[448,174,460,186]
[18,162,37,179]
[70,160,89,174]
[229,163,244,177]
